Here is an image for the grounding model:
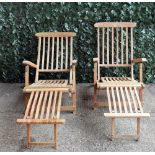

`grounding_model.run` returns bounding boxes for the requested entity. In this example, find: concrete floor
[0,83,155,152]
